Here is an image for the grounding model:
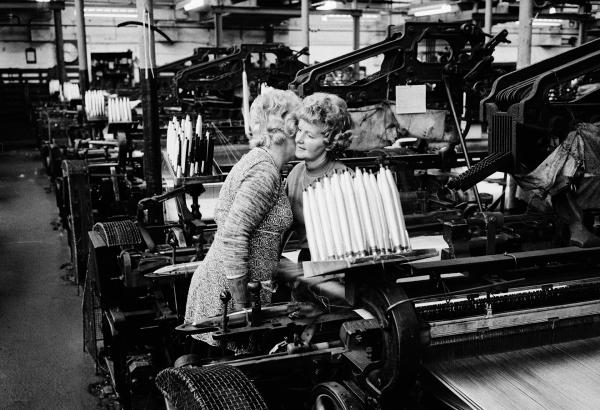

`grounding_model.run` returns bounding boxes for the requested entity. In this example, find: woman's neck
[262,146,286,171]
[305,153,331,175]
